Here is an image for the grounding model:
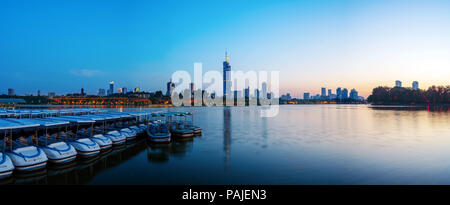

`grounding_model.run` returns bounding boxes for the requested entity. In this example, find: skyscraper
[350,89,358,100]
[81,88,85,96]
[166,80,175,97]
[37,89,41,96]
[342,88,349,99]
[336,87,342,99]
[412,81,419,90]
[122,87,127,94]
[261,82,267,99]
[223,52,232,105]
[108,81,114,95]
[321,87,326,98]
[395,80,402,87]
[328,89,332,97]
